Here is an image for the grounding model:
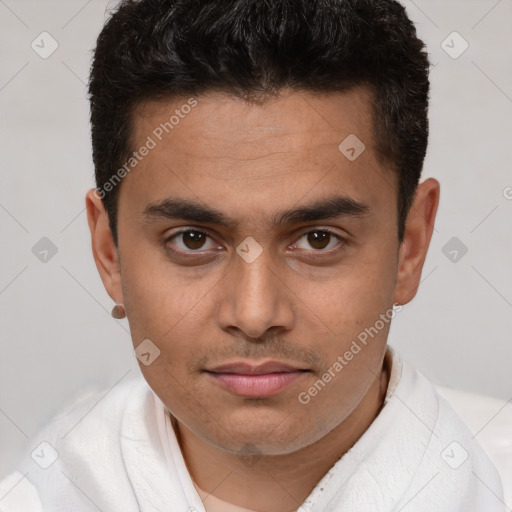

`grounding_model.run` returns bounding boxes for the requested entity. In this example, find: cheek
[292,245,396,406]
[120,259,216,411]
[121,247,220,340]
[297,250,397,336]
